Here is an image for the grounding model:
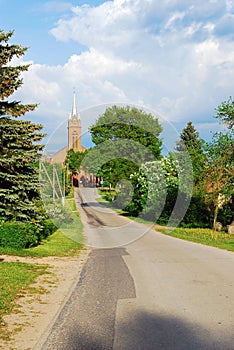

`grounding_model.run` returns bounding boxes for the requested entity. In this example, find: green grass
[0,262,48,339]
[157,227,234,252]
[124,212,234,252]
[60,201,85,247]
[0,190,85,340]
[27,230,84,257]
[0,197,84,257]
[0,230,84,258]
[66,198,77,211]
[0,208,84,258]
[98,189,234,252]
[65,186,74,199]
